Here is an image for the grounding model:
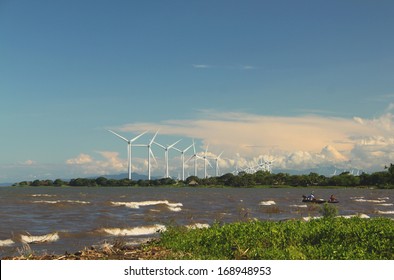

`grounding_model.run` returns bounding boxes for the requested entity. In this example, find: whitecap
[378,203,394,206]
[377,210,394,214]
[64,200,90,204]
[33,200,90,204]
[290,204,308,208]
[33,200,59,204]
[101,225,166,236]
[111,200,182,211]
[259,200,276,206]
[302,216,322,221]
[353,199,386,203]
[340,214,370,219]
[31,194,56,197]
[20,232,59,244]
[186,223,210,229]
[0,239,15,247]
